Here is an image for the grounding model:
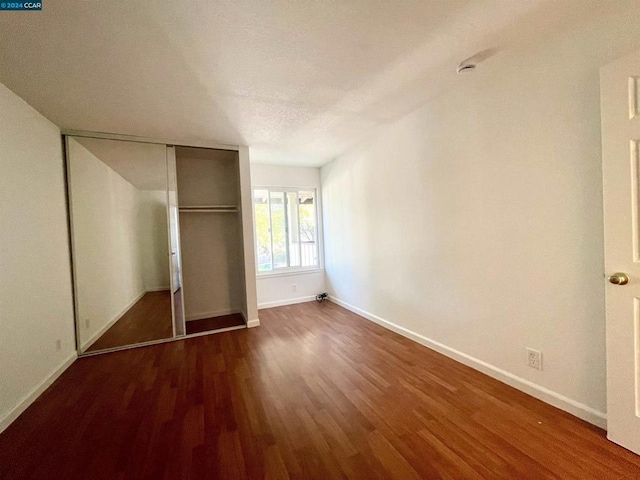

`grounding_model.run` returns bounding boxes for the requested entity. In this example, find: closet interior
[174,146,247,334]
